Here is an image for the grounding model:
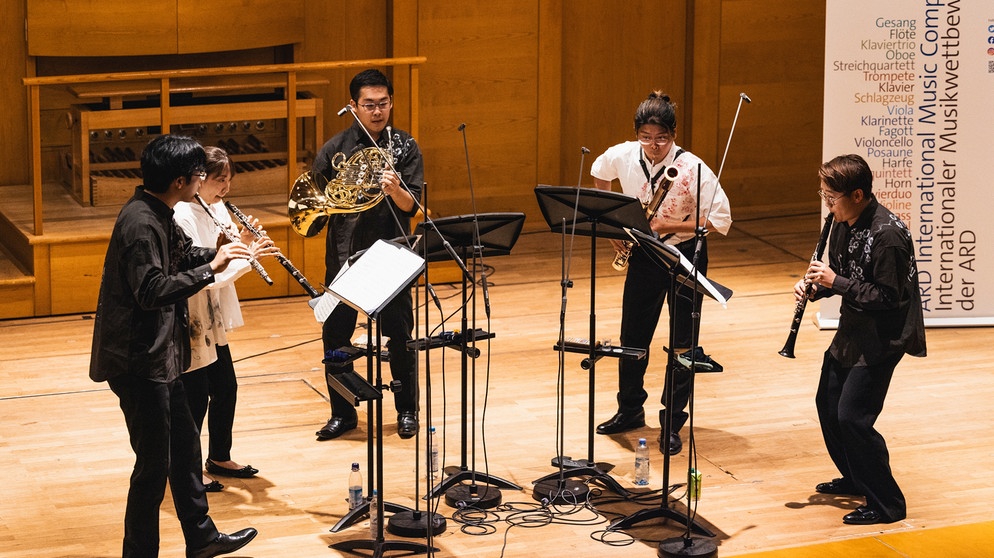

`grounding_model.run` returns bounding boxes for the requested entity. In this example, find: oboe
[224,200,322,298]
[194,194,273,285]
[779,213,834,358]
